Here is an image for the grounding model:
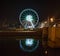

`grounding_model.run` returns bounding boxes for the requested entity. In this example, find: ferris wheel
[19,9,40,52]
